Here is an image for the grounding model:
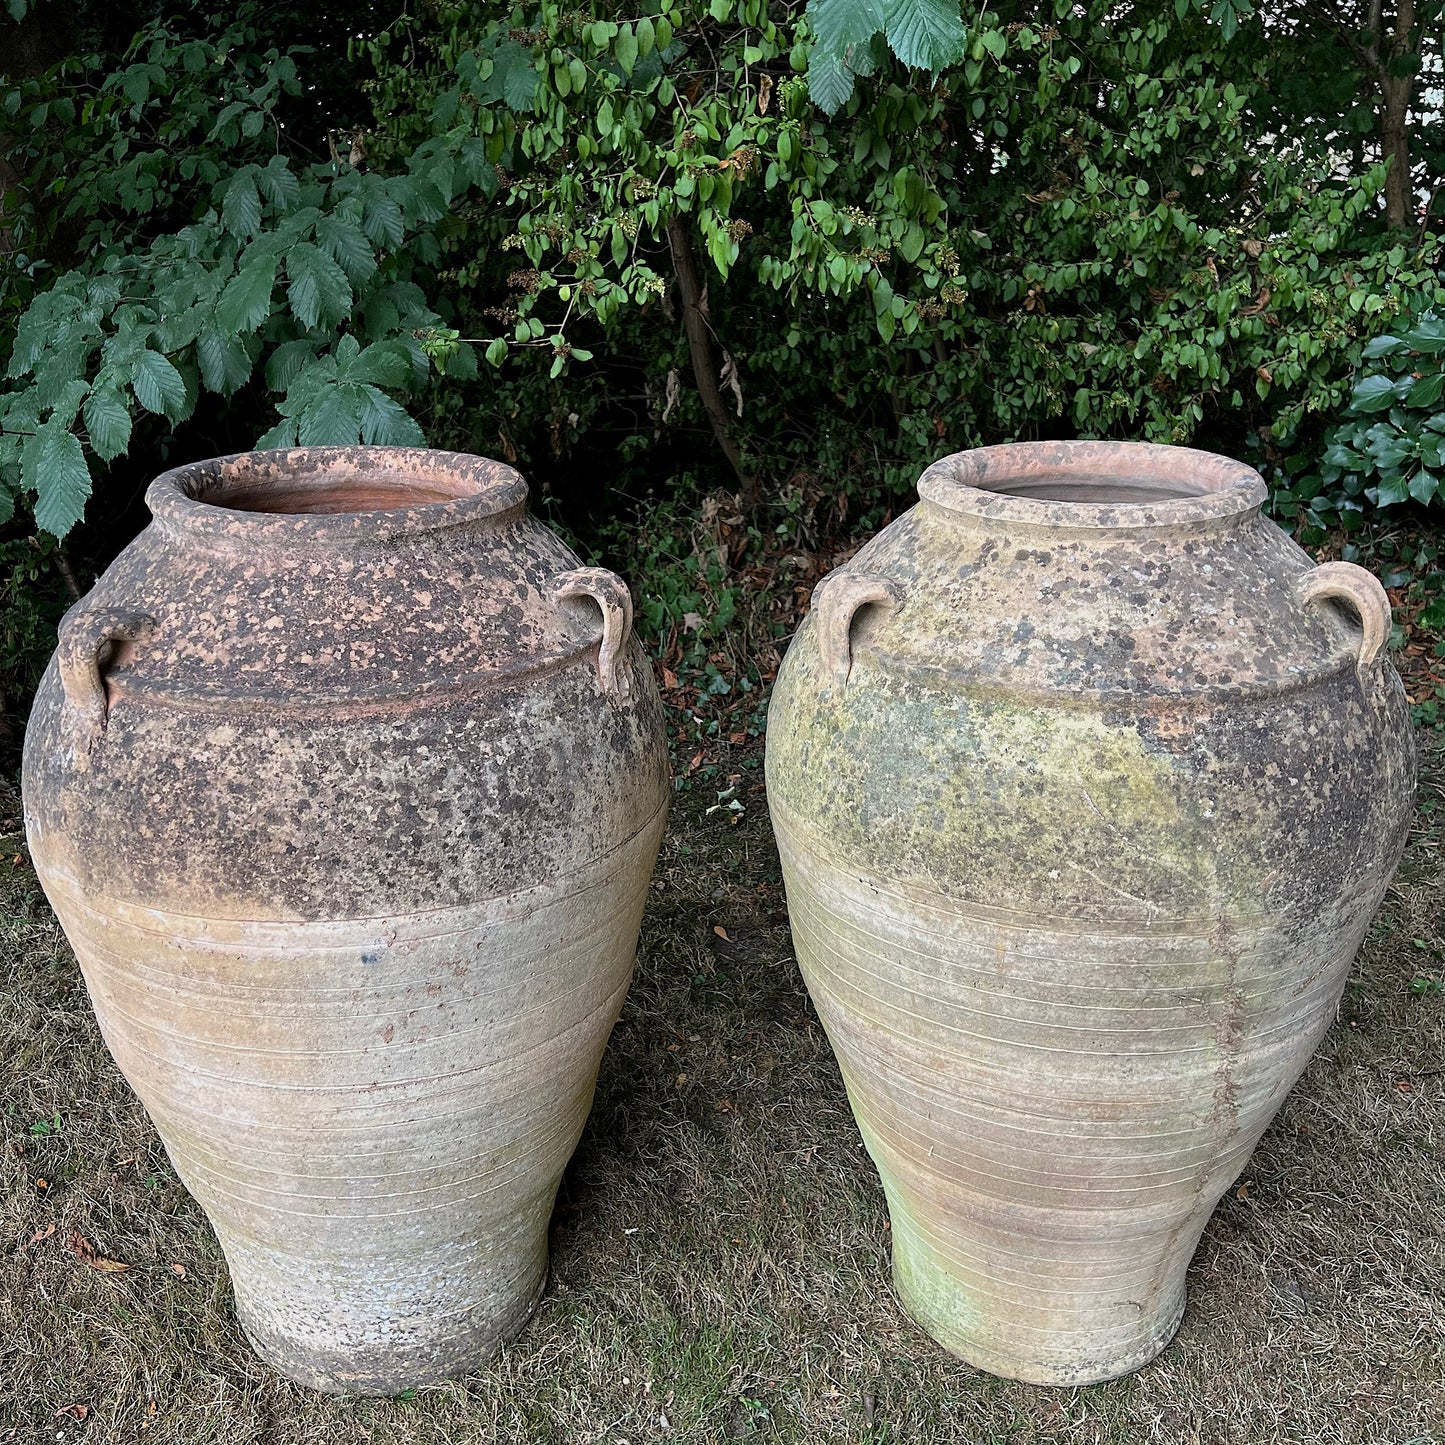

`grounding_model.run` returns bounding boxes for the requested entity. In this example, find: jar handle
[1296,561,1392,672]
[57,605,154,755]
[814,570,901,689]
[552,567,634,697]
